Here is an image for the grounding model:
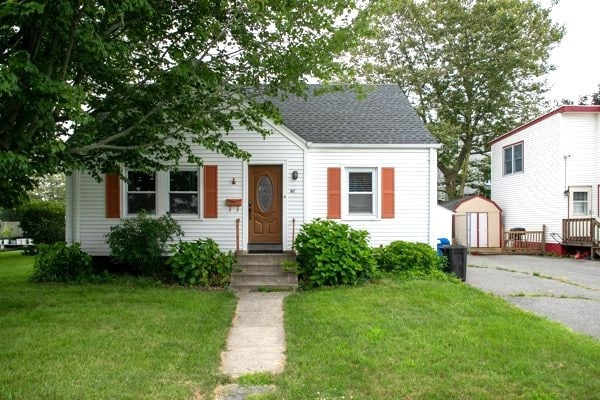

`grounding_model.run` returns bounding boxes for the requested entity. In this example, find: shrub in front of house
[294,219,376,288]
[106,212,183,277]
[18,200,65,254]
[168,238,235,287]
[374,240,451,280]
[31,242,94,283]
